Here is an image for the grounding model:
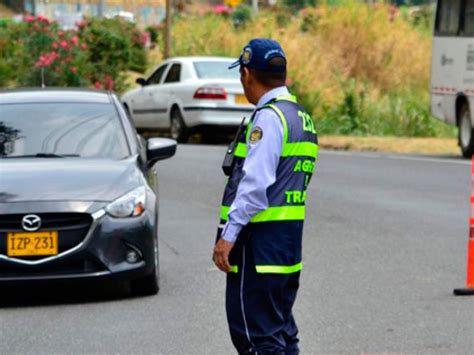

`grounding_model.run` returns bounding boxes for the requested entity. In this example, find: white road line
[320,150,470,165]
